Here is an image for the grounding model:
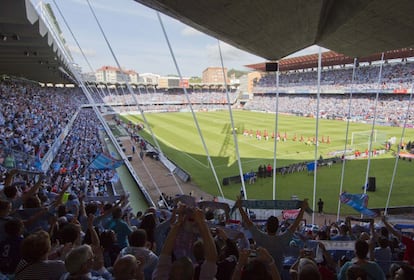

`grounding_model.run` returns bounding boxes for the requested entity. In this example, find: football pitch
[121,110,414,215]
